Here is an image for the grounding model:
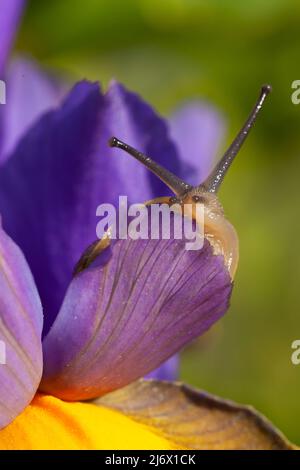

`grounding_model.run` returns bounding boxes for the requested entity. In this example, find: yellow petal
[0,393,175,450]
[97,380,296,450]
